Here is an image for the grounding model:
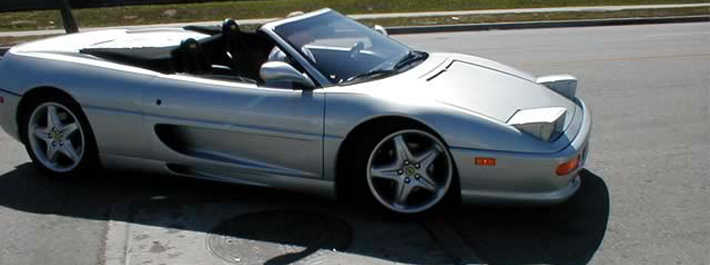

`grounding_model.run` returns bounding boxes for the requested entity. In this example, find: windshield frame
[260,9,333,88]
[260,8,423,88]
